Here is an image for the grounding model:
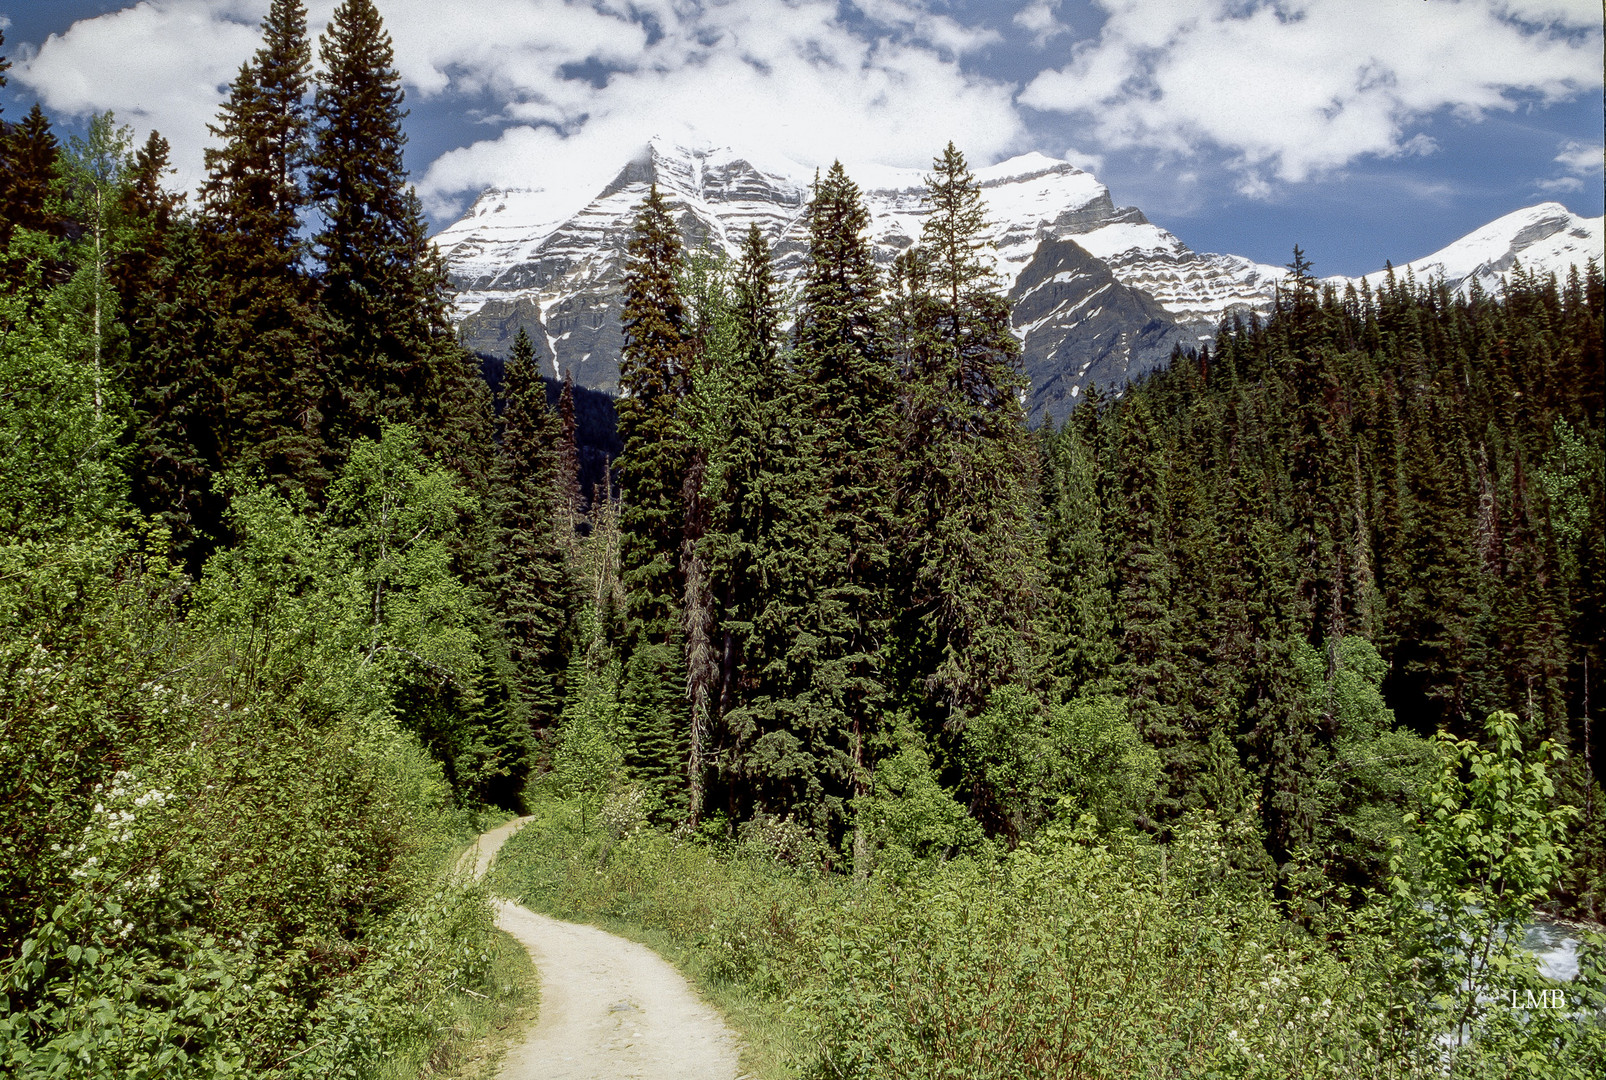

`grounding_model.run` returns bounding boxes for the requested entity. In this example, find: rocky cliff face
[434,138,1285,417]
[1010,239,1200,421]
[433,138,1603,420]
